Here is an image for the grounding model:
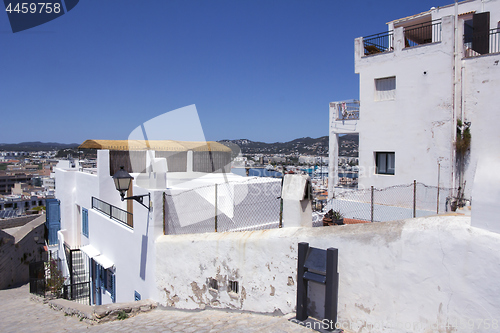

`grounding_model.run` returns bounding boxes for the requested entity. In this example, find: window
[376,152,395,175]
[208,278,218,291]
[107,269,116,303]
[134,291,141,301]
[375,76,396,101]
[82,208,89,237]
[228,280,239,294]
